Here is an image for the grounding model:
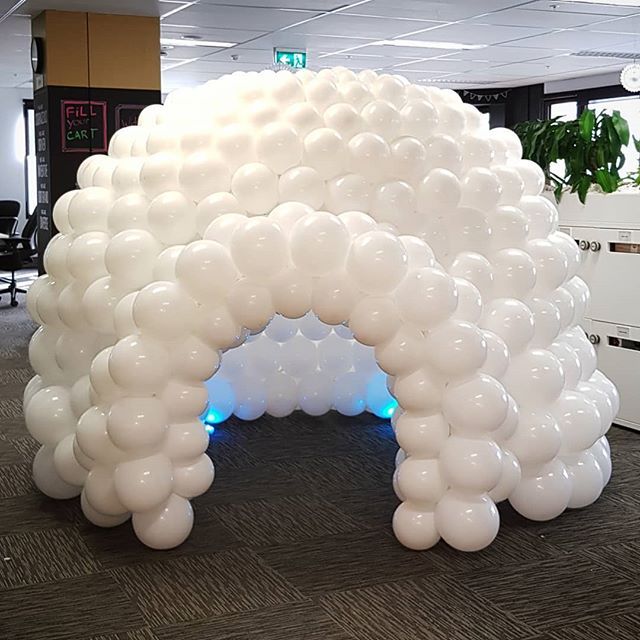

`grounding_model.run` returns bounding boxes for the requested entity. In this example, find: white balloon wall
[24,67,617,552]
